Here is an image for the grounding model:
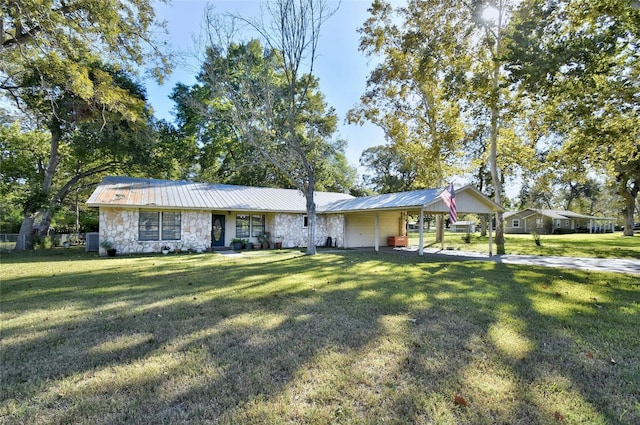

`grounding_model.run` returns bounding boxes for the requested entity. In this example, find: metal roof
[87,177,503,214]
[87,176,354,213]
[517,209,615,221]
[322,188,441,212]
